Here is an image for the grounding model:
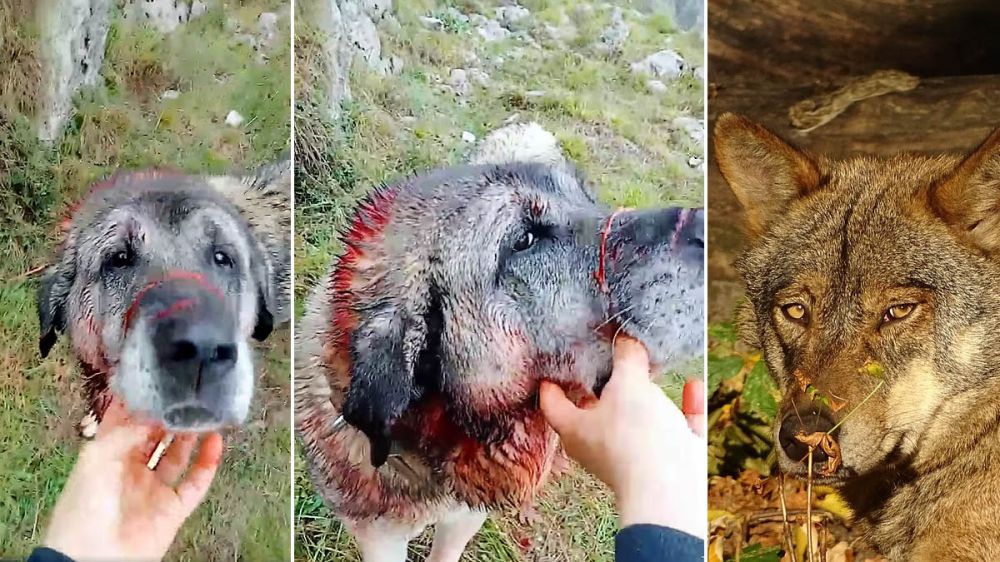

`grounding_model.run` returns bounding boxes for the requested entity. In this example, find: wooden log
[708,0,1000,86]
